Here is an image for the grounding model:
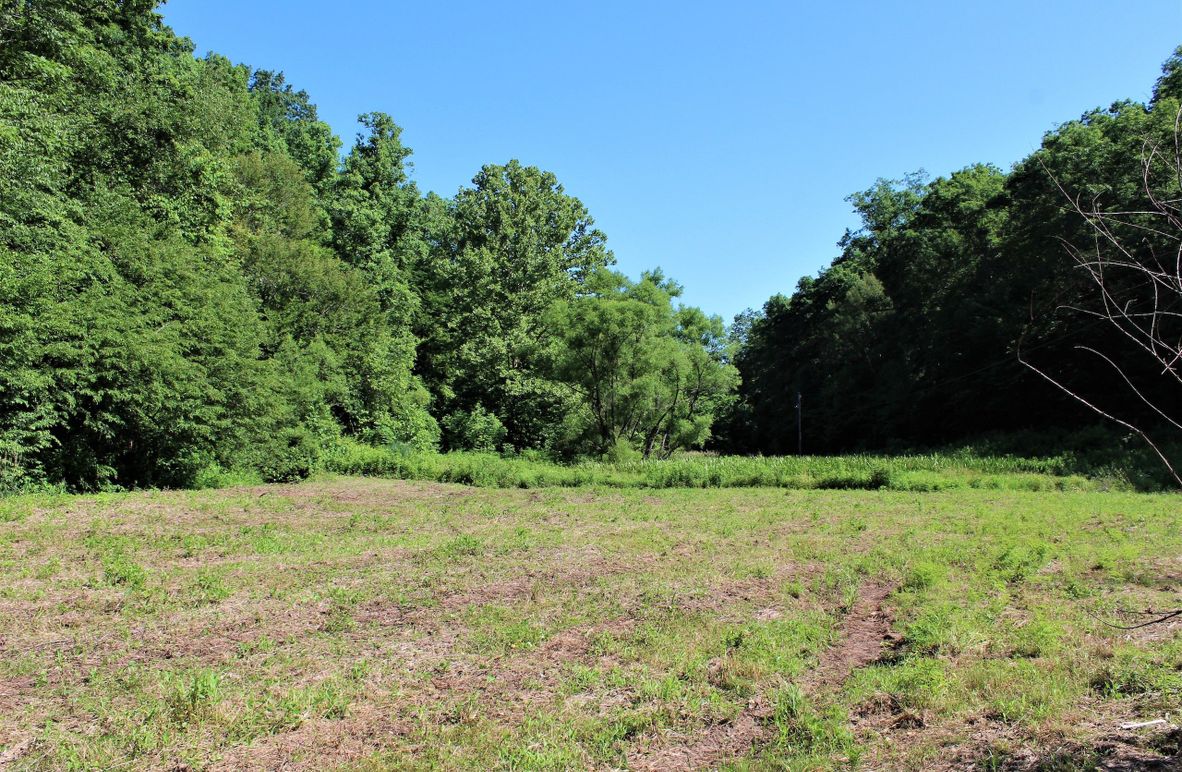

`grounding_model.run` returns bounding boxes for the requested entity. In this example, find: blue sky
[163,0,1181,321]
